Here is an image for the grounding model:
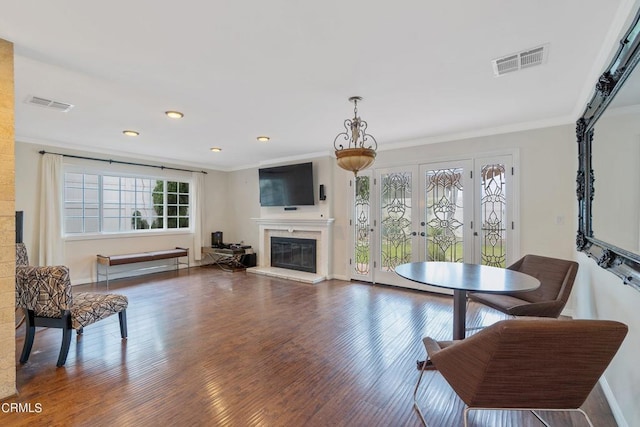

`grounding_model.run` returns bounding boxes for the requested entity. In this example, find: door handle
[411,231,417,236]
[420,232,426,237]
